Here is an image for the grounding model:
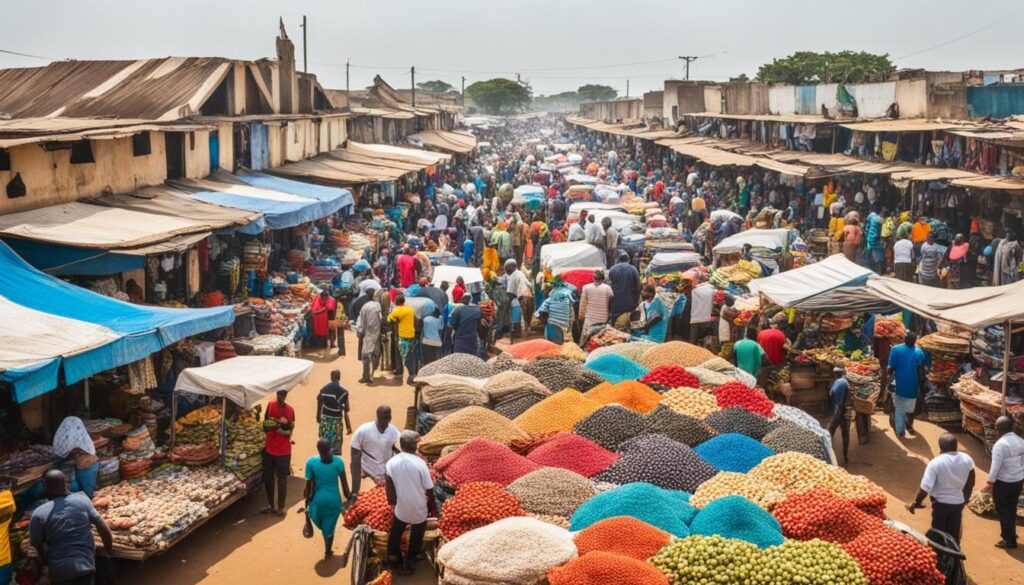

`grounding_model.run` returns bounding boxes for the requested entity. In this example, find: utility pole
[516,73,521,84]
[461,76,466,106]
[626,79,630,98]
[678,55,698,81]
[301,15,307,73]
[411,66,416,106]
[345,58,350,94]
